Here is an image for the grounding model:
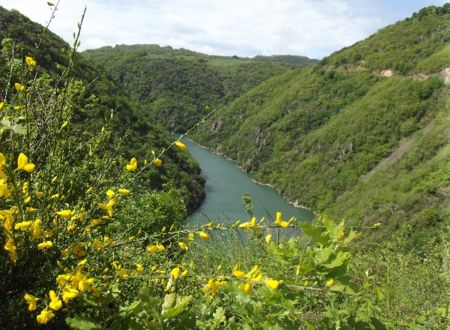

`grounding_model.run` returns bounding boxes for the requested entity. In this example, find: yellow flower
[178,242,188,251]
[0,101,5,111]
[118,188,130,196]
[1,210,14,231]
[232,265,245,279]
[245,265,263,282]
[239,282,253,295]
[17,153,35,173]
[50,193,59,200]
[198,231,209,240]
[147,244,165,253]
[175,141,187,151]
[153,158,162,167]
[326,279,335,287]
[126,157,137,171]
[0,179,10,198]
[202,278,227,296]
[239,217,261,231]
[48,290,62,310]
[265,234,272,243]
[0,152,5,167]
[4,238,18,262]
[26,207,37,213]
[14,221,33,231]
[25,56,37,68]
[14,83,25,91]
[171,267,181,280]
[37,241,53,250]
[136,264,144,273]
[24,293,39,311]
[36,308,54,324]
[188,232,195,241]
[56,209,73,218]
[274,212,291,228]
[265,278,282,290]
[106,189,115,198]
[372,222,382,229]
[62,287,79,303]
